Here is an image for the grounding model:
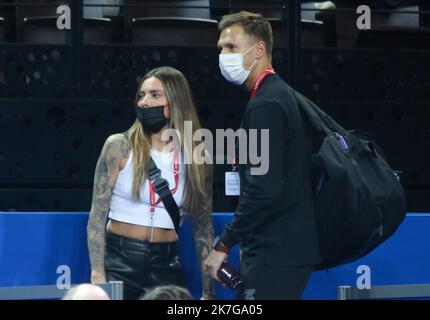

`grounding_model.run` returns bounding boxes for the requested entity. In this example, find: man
[205,11,320,300]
